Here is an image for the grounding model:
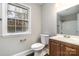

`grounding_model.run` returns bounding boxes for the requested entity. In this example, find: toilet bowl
[31,43,45,51]
[31,34,49,56]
